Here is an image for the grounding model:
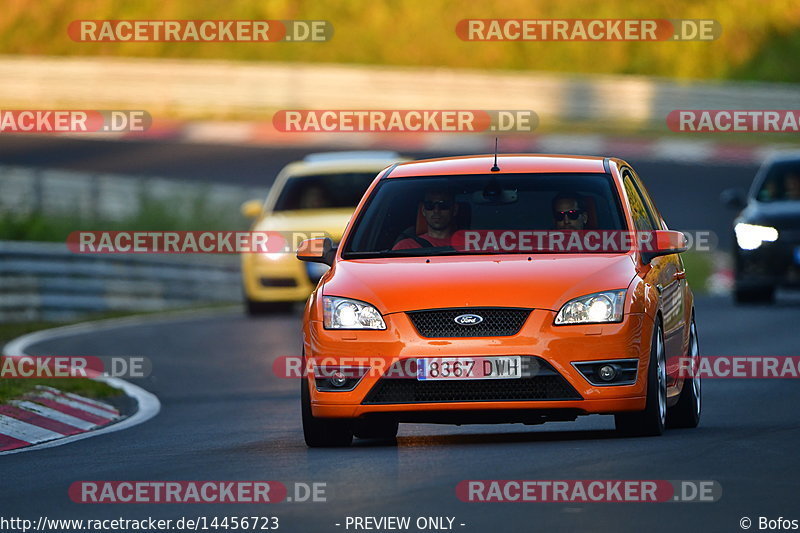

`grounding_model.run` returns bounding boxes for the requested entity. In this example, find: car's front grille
[777,229,800,243]
[259,277,298,287]
[406,307,531,338]
[362,357,581,404]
